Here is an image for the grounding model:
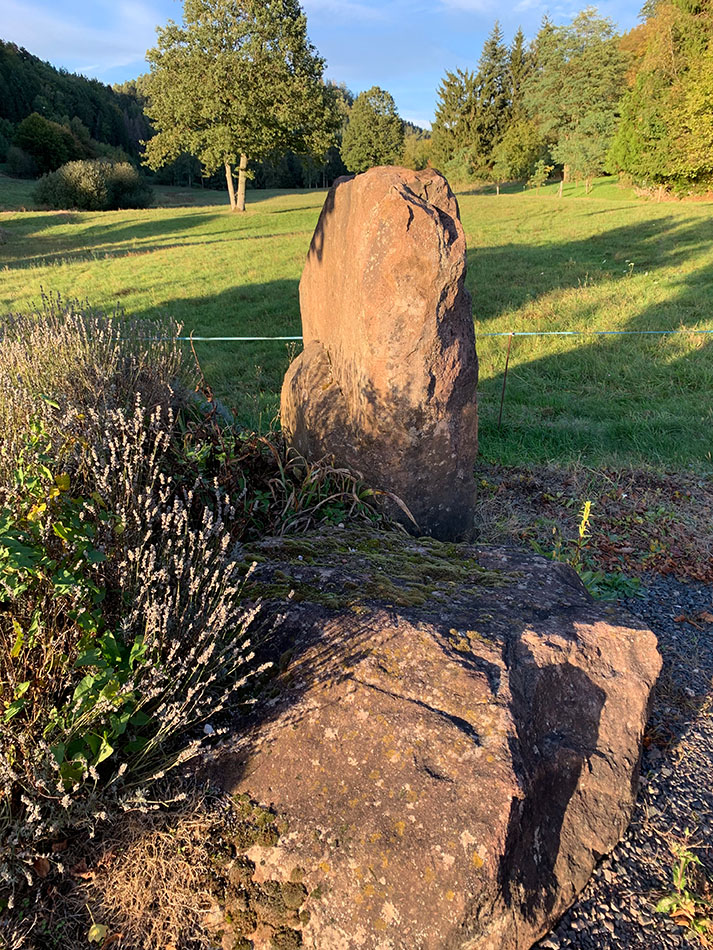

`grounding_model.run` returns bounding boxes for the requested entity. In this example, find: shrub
[0,405,266,896]
[0,294,185,485]
[0,296,385,914]
[4,146,37,180]
[34,159,153,211]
